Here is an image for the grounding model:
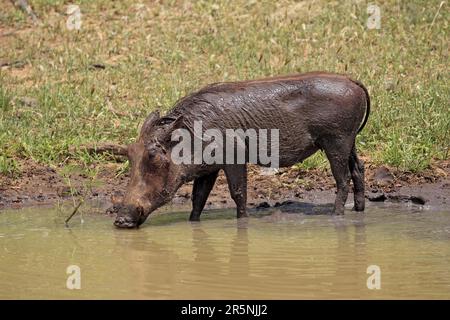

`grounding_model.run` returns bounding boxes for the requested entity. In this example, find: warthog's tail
[350,79,371,134]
